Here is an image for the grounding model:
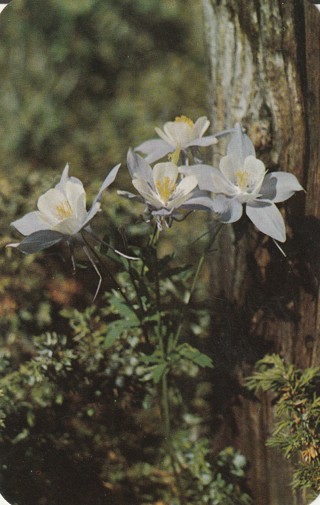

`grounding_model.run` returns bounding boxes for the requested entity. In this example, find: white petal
[155,126,174,146]
[243,156,265,179]
[243,155,266,192]
[11,211,52,235]
[91,163,121,207]
[132,178,162,208]
[246,201,286,242]
[260,172,304,202]
[219,155,237,183]
[174,175,198,198]
[52,217,81,235]
[127,149,154,186]
[37,188,69,224]
[55,163,70,193]
[153,162,178,186]
[227,123,255,164]
[210,168,237,196]
[162,121,193,147]
[65,180,86,220]
[164,176,198,210]
[193,116,210,138]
